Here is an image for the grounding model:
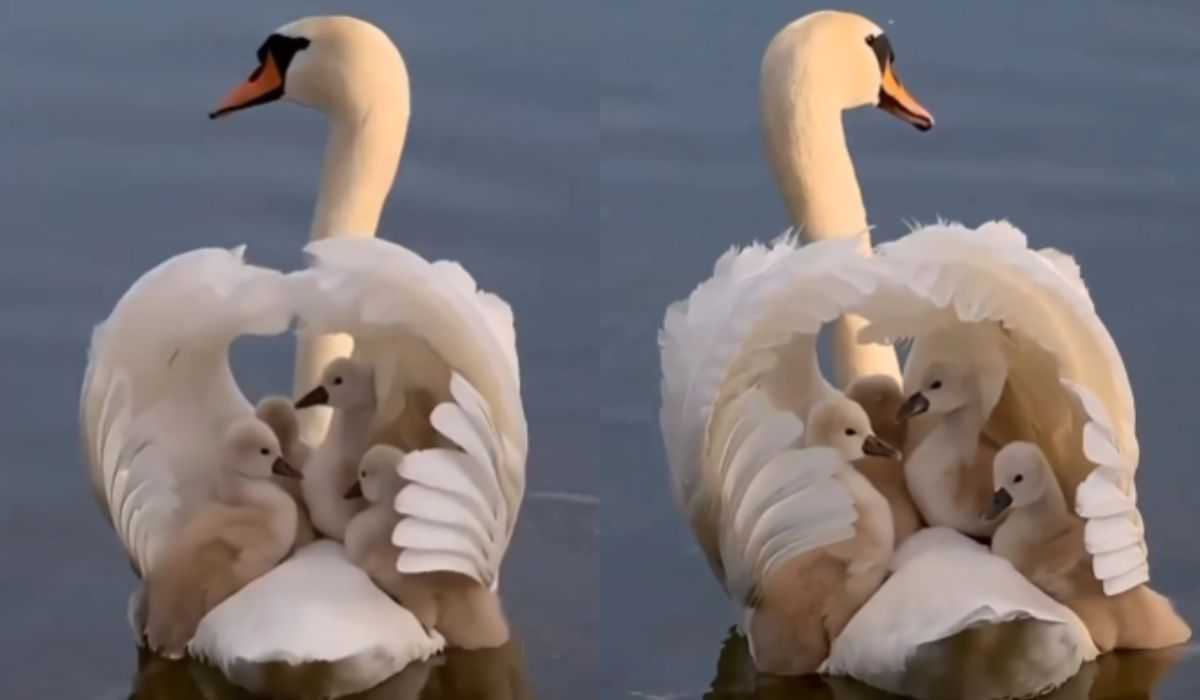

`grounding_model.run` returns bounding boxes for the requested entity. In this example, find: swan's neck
[309,109,405,243]
[766,108,867,239]
[295,104,407,444]
[944,401,987,464]
[762,79,899,386]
